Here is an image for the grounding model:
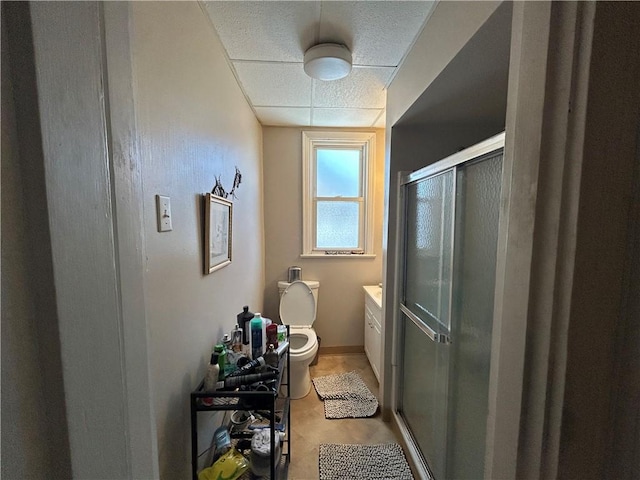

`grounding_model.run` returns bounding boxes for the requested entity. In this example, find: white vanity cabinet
[363,286,382,382]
